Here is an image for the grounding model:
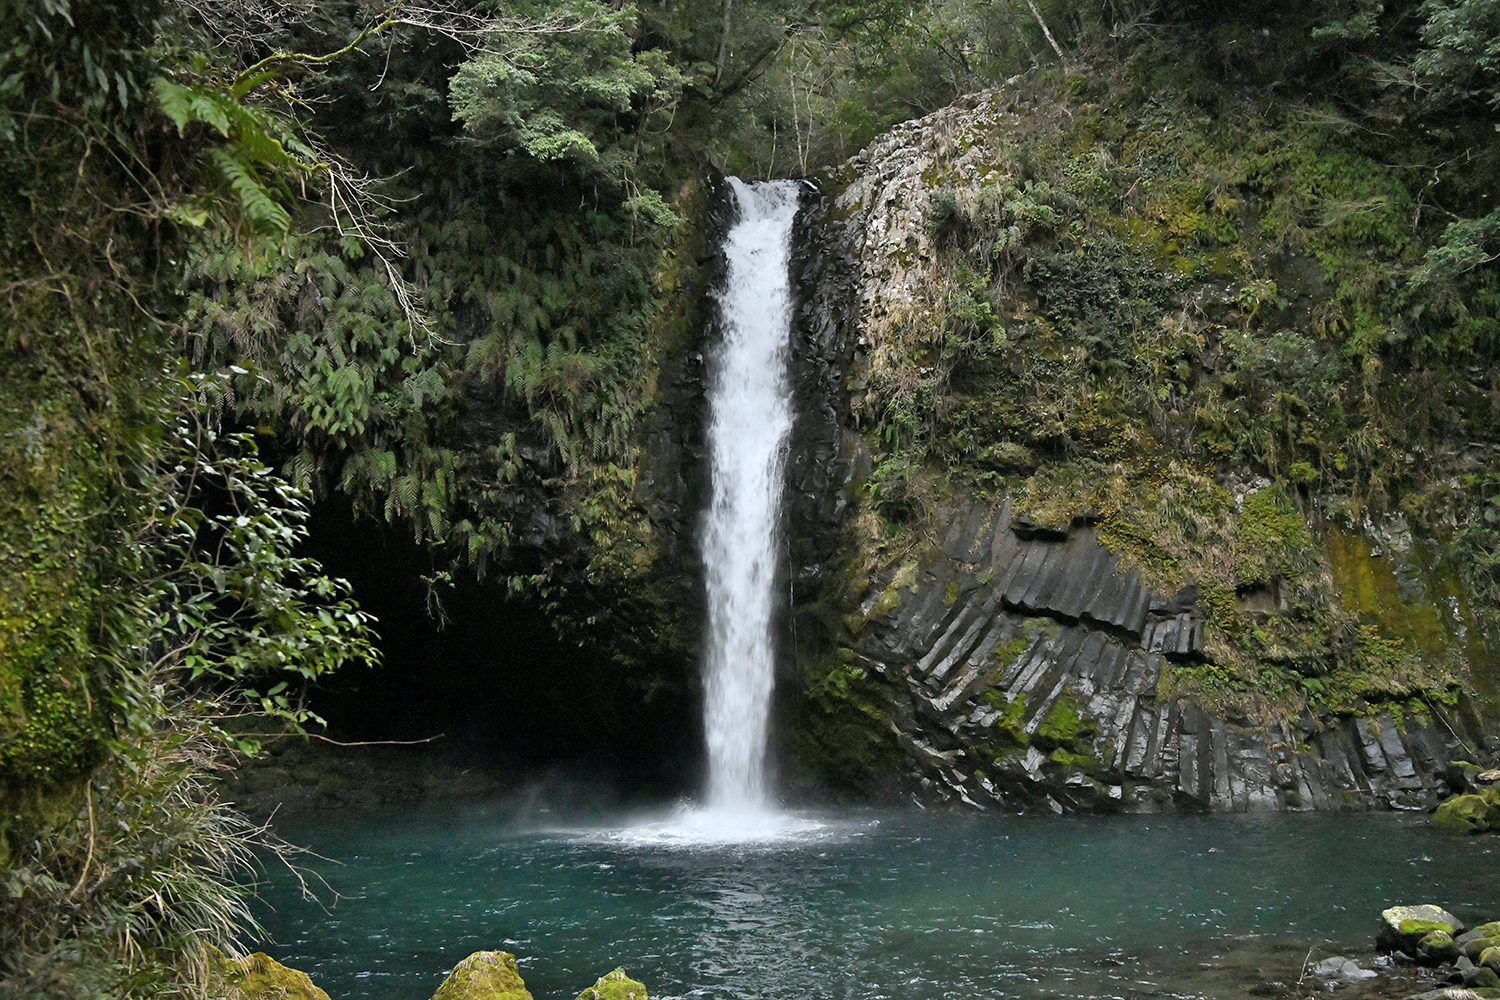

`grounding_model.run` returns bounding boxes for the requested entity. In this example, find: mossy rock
[431,951,534,1000]
[1418,930,1461,965]
[574,968,650,1000]
[1472,966,1500,989]
[1404,919,1462,936]
[1483,946,1500,976]
[208,951,331,1000]
[1434,793,1493,834]
[1379,905,1465,956]
[1461,925,1500,960]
